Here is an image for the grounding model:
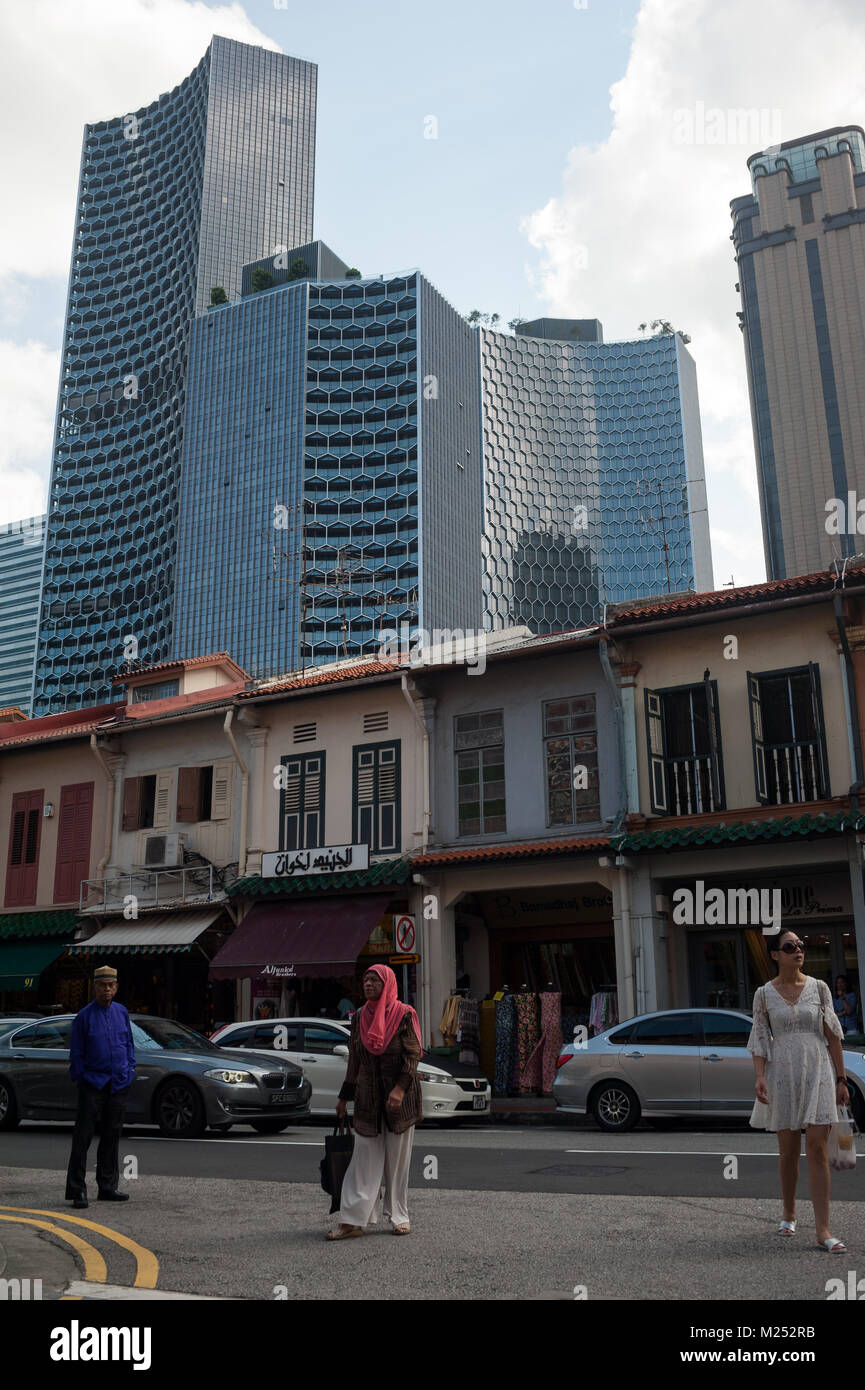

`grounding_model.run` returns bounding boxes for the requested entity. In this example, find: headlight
[418,1069,453,1085]
[203,1068,255,1085]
